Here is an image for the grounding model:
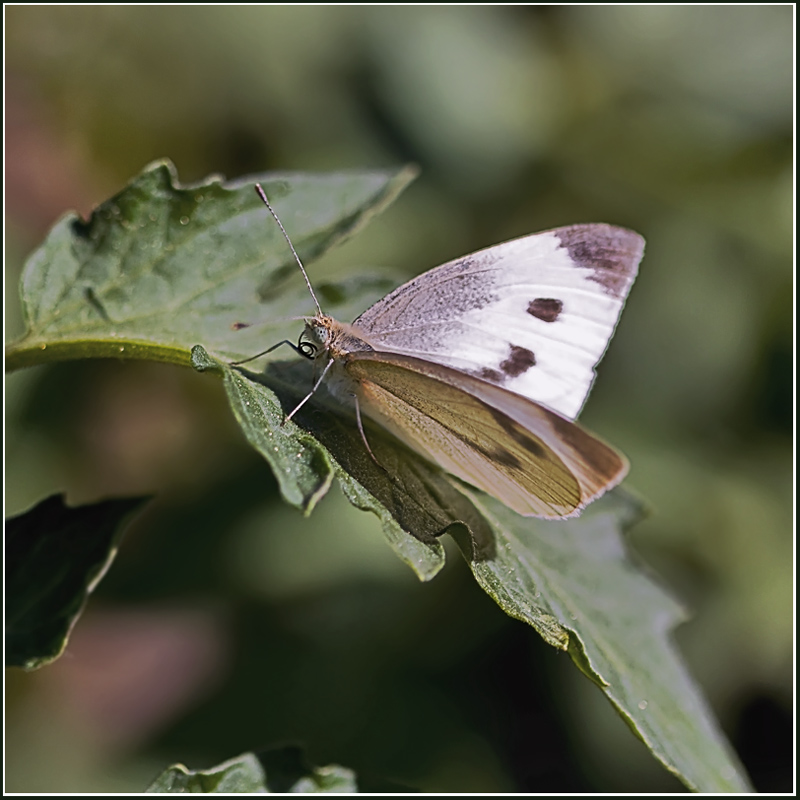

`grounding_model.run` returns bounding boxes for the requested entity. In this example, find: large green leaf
[453,489,751,792]
[5,494,147,669]
[6,159,417,371]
